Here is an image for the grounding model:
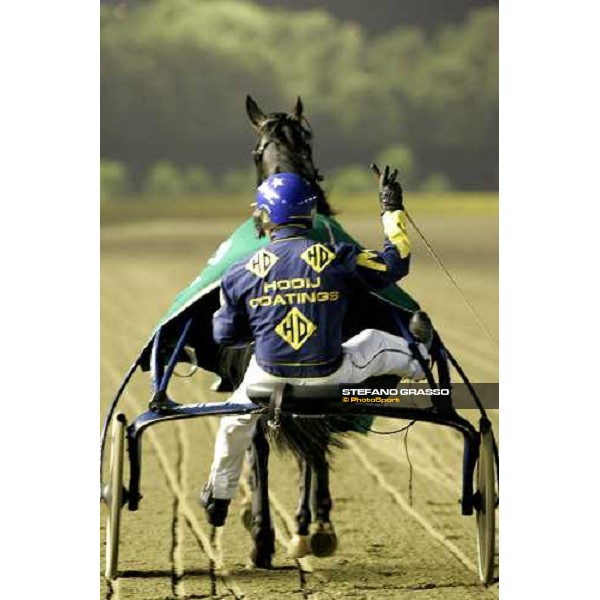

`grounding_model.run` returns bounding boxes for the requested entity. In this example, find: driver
[201,165,430,526]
